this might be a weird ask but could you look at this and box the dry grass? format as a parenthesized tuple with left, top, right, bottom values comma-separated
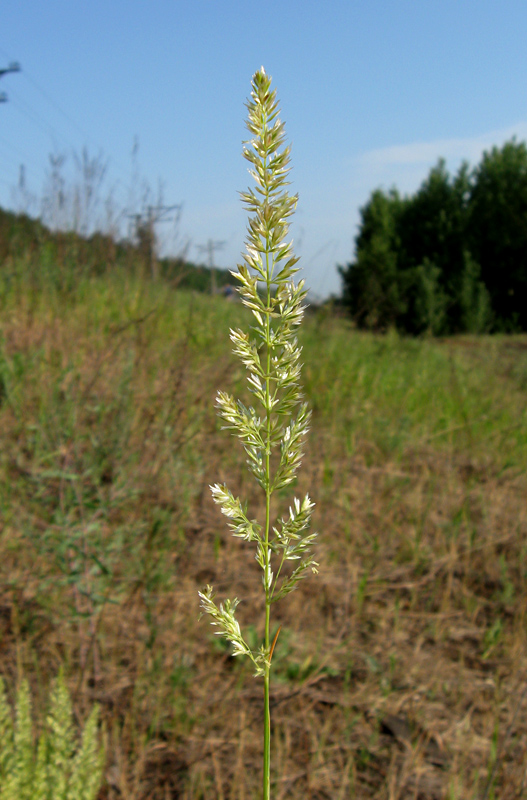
(0, 274, 526, 798)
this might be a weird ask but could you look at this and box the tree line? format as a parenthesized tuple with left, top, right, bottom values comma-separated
(338, 139, 527, 334)
(0, 206, 233, 294)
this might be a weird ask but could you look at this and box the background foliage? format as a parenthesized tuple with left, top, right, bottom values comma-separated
(339, 139, 527, 334)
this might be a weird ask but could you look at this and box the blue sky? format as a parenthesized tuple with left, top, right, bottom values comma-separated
(2, 1, 527, 298)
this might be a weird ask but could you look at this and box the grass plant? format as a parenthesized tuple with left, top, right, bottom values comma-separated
(0, 672, 104, 800)
(198, 68, 318, 800)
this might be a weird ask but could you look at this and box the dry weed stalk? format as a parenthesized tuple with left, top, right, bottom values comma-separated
(199, 67, 318, 799)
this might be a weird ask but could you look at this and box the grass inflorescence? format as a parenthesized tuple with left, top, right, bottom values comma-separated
(198, 68, 318, 799)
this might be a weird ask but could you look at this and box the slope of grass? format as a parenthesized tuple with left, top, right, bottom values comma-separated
(1, 271, 526, 798)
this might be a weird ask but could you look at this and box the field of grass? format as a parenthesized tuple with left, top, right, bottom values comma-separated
(0, 269, 526, 799)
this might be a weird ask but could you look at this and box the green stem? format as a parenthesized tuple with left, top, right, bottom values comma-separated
(263, 609, 271, 800)
(263, 244, 272, 800)
(262, 113, 275, 793)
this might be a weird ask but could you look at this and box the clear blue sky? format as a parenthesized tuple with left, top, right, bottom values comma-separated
(2, 1, 527, 298)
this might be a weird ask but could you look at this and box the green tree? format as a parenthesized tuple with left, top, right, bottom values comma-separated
(338, 189, 406, 330)
(339, 164, 472, 334)
(402, 258, 448, 336)
(468, 139, 527, 330)
(397, 160, 471, 331)
(459, 250, 493, 333)
(339, 141, 527, 334)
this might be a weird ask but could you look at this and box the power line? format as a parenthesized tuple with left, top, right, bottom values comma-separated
(0, 45, 82, 132)
(0, 46, 134, 203)
(9, 60, 94, 144)
(9, 91, 69, 147)
(0, 47, 178, 242)
(0, 132, 47, 183)
(19, 66, 133, 186)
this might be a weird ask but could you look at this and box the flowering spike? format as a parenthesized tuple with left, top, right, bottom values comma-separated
(198, 68, 318, 800)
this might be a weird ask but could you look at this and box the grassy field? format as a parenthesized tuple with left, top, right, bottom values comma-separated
(0, 269, 526, 799)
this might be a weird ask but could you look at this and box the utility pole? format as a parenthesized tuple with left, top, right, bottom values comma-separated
(0, 62, 21, 103)
(196, 238, 226, 295)
(127, 203, 182, 279)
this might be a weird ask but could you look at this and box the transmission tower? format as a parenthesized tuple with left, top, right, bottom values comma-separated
(0, 62, 21, 103)
(127, 203, 182, 279)
(196, 238, 226, 294)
